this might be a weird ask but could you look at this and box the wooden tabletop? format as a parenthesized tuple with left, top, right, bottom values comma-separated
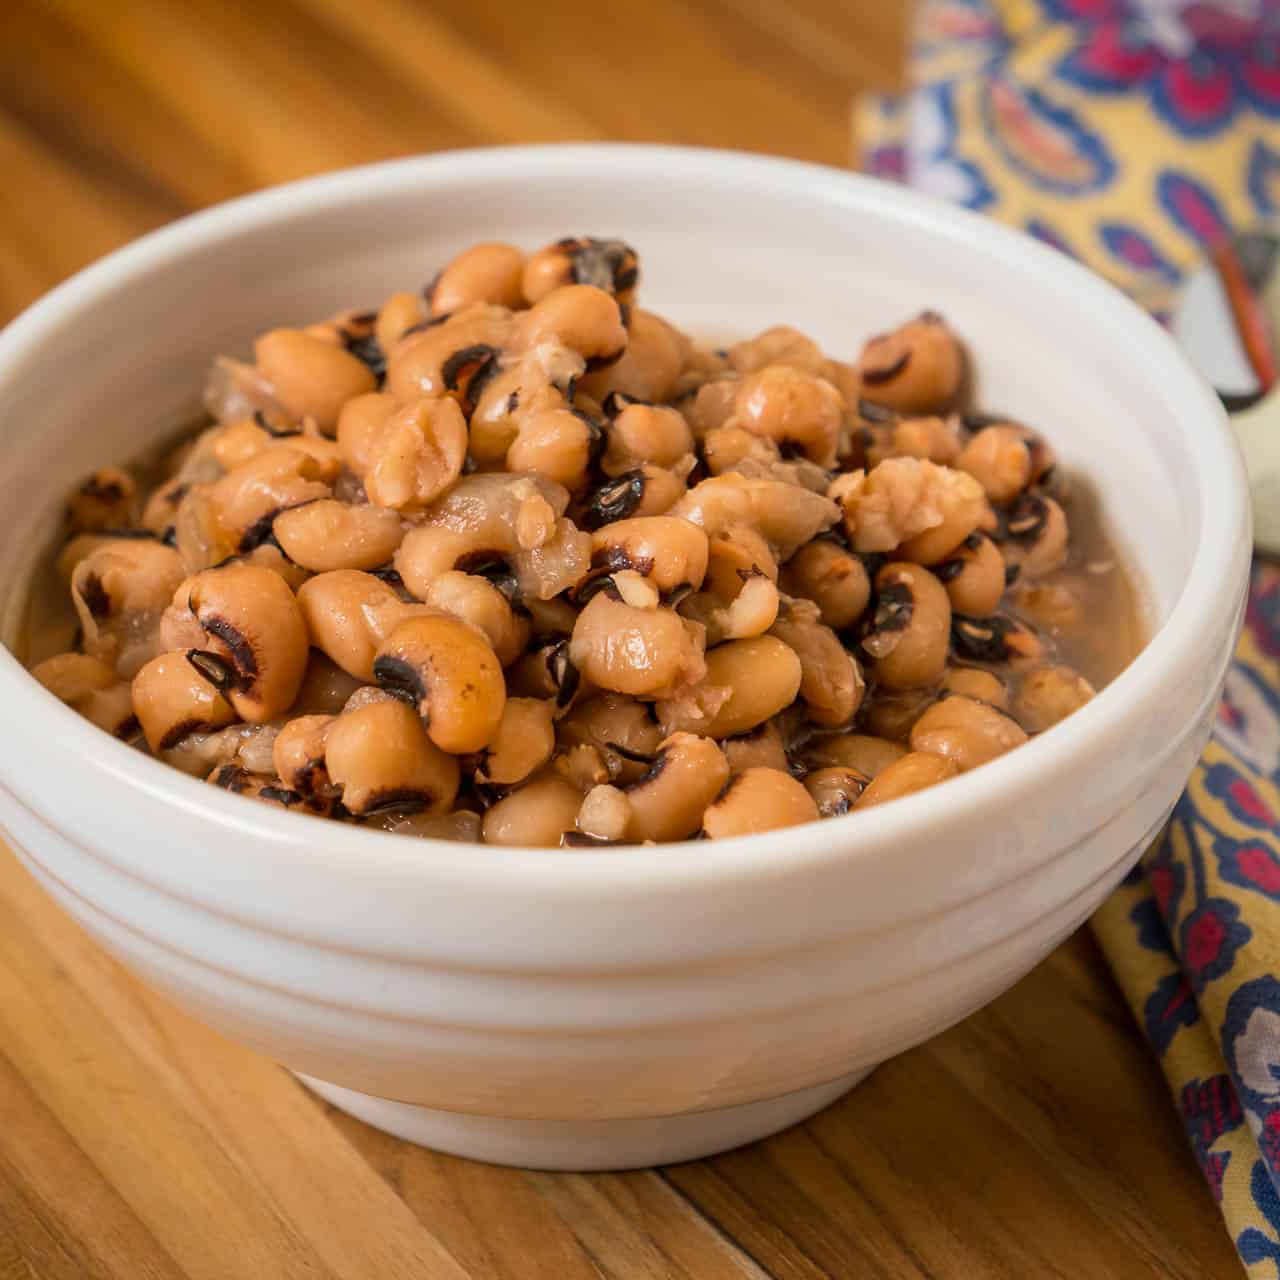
(0, 2, 1242, 1276)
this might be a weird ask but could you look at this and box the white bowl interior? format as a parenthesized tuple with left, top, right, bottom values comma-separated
(0, 149, 1194, 645)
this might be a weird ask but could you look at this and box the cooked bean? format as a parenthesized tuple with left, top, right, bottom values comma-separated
(506, 407, 597, 491)
(375, 291, 426, 352)
(295, 570, 412, 680)
(724, 367, 842, 468)
(476, 697, 556, 785)
(374, 614, 506, 754)
(951, 612, 1043, 666)
(273, 500, 402, 572)
(672, 473, 839, 563)
(934, 532, 1005, 615)
(729, 326, 829, 376)
(579, 309, 685, 401)
(1000, 494, 1068, 578)
(422, 570, 528, 667)
(703, 767, 819, 838)
(862, 687, 936, 743)
(363, 397, 467, 511)
(553, 743, 611, 791)
(514, 285, 627, 369)
(429, 241, 525, 315)
(804, 766, 867, 817)
(864, 562, 951, 690)
(206, 765, 303, 809)
(624, 732, 729, 842)
(678, 571, 779, 645)
(254, 328, 376, 434)
(209, 446, 331, 549)
(31, 652, 137, 737)
(802, 732, 904, 778)
(384, 304, 511, 406)
(186, 562, 309, 722)
(569, 592, 706, 698)
(721, 720, 791, 774)
(482, 774, 585, 847)
(367, 808, 484, 841)
(272, 713, 335, 797)
(558, 692, 663, 784)
(658, 635, 800, 738)
(600, 400, 693, 475)
(955, 425, 1032, 504)
(575, 783, 633, 842)
(589, 515, 709, 594)
(910, 695, 1027, 771)
(941, 666, 1008, 709)
(779, 540, 871, 631)
(769, 600, 863, 727)
(522, 237, 639, 305)
(1011, 579, 1085, 632)
(857, 751, 960, 807)
(325, 698, 460, 816)
(1013, 664, 1095, 733)
(67, 466, 135, 532)
(857, 313, 964, 414)
(867, 416, 963, 467)
(131, 651, 238, 751)
(336, 391, 398, 477)
(685, 379, 739, 437)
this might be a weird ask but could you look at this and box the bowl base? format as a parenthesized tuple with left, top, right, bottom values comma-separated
(296, 1066, 875, 1170)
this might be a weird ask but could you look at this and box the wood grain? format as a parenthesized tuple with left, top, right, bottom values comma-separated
(0, 1, 1241, 1275)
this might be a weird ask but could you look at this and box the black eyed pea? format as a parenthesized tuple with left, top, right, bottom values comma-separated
(31, 652, 139, 738)
(1012, 664, 1096, 732)
(187, 562, 310, 723)
(481, 773, 585, 847)
(557, 692, 664, 784)
(600, 400, 693, 476)
(780, 539, 872, 631)
(522, 237, 639, 306)
(422, 571, 529, 667)
(67, 466, 135, 533)
(373, 614, 507, 755)
(324, 698, 460, 818)
(955, 425, 1032, 504)
(934, 532, 1006, 616)
(728, 325, 830, 376)
(941, 665, 1009, 710)
(375, 291, 427, 353)
(505, 407, 598, 492)
(209, 446, 332, 550)
(363, 397, 468, 511)
(272, 714, 336, 799)
(336, 391, 399, 477)
(569, 593, 707, 699)
(272, 500, 403, 572)
(802, 732, 906, 778)
(951, 612, 1044, 667)
(678, 571, 780, 646)
(856, 312, 965, 415)
(867, 416, 963, 467)
(1000, 494, 1069, 579)
(206, 764, 306, 809)
(131, 651, 239, 751)
(657, 635, 801, 738)
(623, 732, 730, 843)
(727, 366, 843, 469)
(254, 328, 377, 435)
(862, 686, 937, 743)
(383, 304, 511, 407)
(769, 601, 864, 728)
(804, 766, 869, 818)
(864, 562, 951, 691)
(909, 695, 1028, 771)
(295, 572, 415, 683)
(589, 516, 710, 595)
(856, 750, 960, 807)
(702, 767, 820, 839)
(475, 697, 556, 786)
(368, 809, 484, 841)
(575, 784, 633, 842)
(579, 309, 688, 403)
(428, 241, 525, 316)
(513, 285, 628, 370)
(721, 720, 791, 775)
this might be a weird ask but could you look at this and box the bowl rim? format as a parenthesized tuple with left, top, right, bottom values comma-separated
(0, 142, 1251, 885)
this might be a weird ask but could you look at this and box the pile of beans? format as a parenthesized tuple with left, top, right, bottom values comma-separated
(28, 236, 1119, 846)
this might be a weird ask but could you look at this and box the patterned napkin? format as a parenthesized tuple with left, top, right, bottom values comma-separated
(856, 1, 1280, 1270)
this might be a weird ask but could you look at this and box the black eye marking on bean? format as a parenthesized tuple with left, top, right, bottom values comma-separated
(342, 331, 387, 384)
(856, 397, 897, 424)
(161, 526, 178, 547)
(1004, 494, 1048, 544)
(547, 640, 580, 709)
(570, 407, 609, 470)
(626, 750, 670, 792)
(934, 557, 965, 584)
(347, 310, 378, 327)
(579, 471, 645, 531)
(442, 344, 501, 408)
(213, 764, 250, 792)
(400, 316, 447, 341)
(665, 583, 695, 609)
(1004, 563, 1021, 587)
(239, 507, 286, 553)
(422, 271, 442, 309)
(561, 831, 620, 848)
(918, 309, 944, 324)
(860, 351, 910, 386)
(601, 390, 653, 418)
(84, 528, 159, 542)
(76, 474, 126, 502)
(855, 551, 887, 579)
(590, 546, 655, 578)
(573, 573, 623, 606)
(369, 565, 406, 592)
(253, 410, 302, 439)
(952, 613, 1021, 663)
(605, 741, 658, 765)
(185, 648, 241, 693)
(506, 391, 520, 415)
(777, 441, 806, 461)
(870, 581, 913, 633)
(565, 238, 637, 295)
(200, 616, 259, 681)
(453, 550, 518, 600)
(78, 573, 112, 619)
(115, 715, 142, 742)
(362, 790, 430, 817)
(372, 656, 426, 711)
(156, 717, 201, 750)
(960, 412, 1005, 433)
(259, 785, 304, 808)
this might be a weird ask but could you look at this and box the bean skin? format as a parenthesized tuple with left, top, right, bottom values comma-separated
(1013, 664, 1095, 732)
(909, 695, 1028, 771)
(857, 751, 960, 807)
(802, 732, 905, 778)
(702, 767, 819, 838)
(935, 532, 1004, 616)
(856, 313, 964, 415)
(273, 500, 403, 572)
(482, 775, 584, 847)
(429, 242, 525, 315)
(658, 635, 801, 738)
(254, 329, 376, 434)
(864, 562, 951, 690)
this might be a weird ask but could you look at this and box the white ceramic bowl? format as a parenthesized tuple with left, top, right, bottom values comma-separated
(0, 146, 1250, 1170)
